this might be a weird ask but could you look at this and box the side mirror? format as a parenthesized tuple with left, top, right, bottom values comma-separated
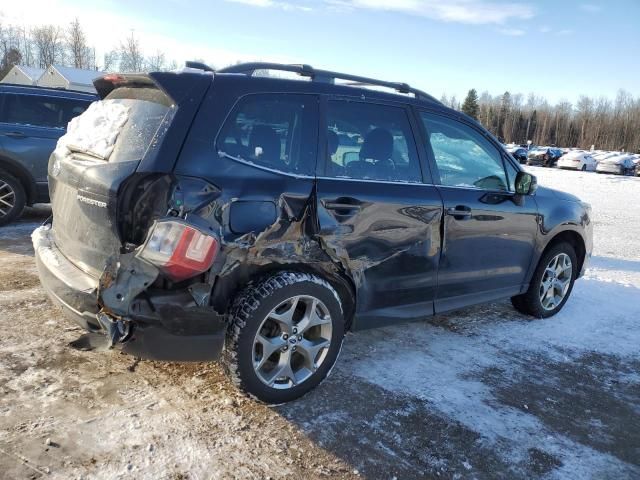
(515, 171, 537, 195)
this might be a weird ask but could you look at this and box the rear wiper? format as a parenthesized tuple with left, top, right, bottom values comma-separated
(217, 150, 244, 162)
(66, 145, 107, 161)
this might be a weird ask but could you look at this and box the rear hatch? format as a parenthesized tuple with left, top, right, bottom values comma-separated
(49, 71, 212, 276)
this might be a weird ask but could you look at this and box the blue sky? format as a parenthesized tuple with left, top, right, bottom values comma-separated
(3, 0, 639, 102)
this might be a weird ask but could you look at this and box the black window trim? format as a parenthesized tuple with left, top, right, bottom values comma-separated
(317, 94, 434, 186)
(0, 91, 91, 130)
(416, 107, 521, 194)
(213, 91, 320, 180)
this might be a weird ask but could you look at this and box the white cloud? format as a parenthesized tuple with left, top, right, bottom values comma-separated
(325, 0, 535, 25)
(556, 29, 574, 36)
(227, 0, 535, 25)
(498, 28, 526, 36)
(580, 3, 602, 13)
(225, 0, 312, 11)
(539, 26, 551, 33)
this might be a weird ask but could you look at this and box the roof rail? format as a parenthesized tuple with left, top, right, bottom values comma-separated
(217, 62, 439, 103)
(185, 60, 214, 72)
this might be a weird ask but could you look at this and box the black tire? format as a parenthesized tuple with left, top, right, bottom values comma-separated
(511, 242, 578, 318)
(581, 164, 587, 171)
(0, 169, 26, 226)
(223, 272, 345, 404)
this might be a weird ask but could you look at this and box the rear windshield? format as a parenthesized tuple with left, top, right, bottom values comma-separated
(56, 86, 171, 162)
(105, 87, 172, 163)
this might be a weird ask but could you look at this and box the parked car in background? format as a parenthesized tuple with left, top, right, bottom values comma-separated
(0, 84, 96, 225)
(527, 146, 563, 167)
(33, 62, 593, 403)
(507, 146, 528, 163)
(595, 154, 636, 175)
(592, 151, 621, 162)
(557, 151, 597, 171)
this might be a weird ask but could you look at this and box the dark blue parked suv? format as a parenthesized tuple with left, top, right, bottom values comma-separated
(33, 63, 593, 403)
(0, 84, 95, 225)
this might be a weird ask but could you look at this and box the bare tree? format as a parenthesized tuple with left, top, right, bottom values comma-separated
(31, 25, 64, 67)
(67, 18, 89, 69)
(145, 50, 166, 72)
(118, 32, 144, 72)
(102, 50, 119, 72)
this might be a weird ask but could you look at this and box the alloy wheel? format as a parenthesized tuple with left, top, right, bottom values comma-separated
(539, 253, 572, 311)
(252, 295, 333, 389)
(0, 180, 16, 219)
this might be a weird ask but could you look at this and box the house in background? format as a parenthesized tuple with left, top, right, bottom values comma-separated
(0, 65, 46, 86)
(36, 65, 104, 93)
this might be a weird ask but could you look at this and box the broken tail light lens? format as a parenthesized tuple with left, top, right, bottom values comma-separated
(138, 220, 219, 281)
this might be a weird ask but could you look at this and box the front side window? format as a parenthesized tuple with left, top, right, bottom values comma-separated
(0, 94, 90, 129)
(420, 112, 509, 191)
(325, 100, 422, 183)
(217, 94, 316, 176)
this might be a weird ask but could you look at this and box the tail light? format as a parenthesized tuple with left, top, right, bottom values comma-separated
(138, 220, 219, 281)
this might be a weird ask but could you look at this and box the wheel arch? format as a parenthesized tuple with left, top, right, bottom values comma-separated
(540, 229, 586, 277)
(0, 155, 37, 205)
(211, 262, 357, 332)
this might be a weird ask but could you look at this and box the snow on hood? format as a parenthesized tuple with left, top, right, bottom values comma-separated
(55, 101, 130, 161)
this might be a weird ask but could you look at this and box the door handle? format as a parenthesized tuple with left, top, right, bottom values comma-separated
(323, 198, 362, 215)
(446, 206, 472, 219)
(5, 131, 26, 139)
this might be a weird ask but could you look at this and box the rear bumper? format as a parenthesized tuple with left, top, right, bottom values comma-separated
(33, 225, 225, 361)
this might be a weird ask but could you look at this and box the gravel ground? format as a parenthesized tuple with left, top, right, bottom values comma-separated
(1, 167, 639, 480)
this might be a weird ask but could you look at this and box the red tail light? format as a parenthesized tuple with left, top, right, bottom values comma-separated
(138, 220, 219, 281)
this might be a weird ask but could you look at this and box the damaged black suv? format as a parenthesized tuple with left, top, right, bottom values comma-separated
(34, 63, 593, 403)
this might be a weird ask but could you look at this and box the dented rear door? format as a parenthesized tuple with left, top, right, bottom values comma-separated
(316, 98, 443, 329)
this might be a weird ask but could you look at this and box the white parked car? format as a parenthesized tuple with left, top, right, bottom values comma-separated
(557, 151, 597, 171)
(595, 154, 636, 175)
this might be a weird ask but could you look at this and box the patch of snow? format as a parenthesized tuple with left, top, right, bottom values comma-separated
(55, 101, 129, 160)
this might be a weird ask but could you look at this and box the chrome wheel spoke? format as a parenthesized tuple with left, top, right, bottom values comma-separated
(263, 350, 297, 387)
(268, 296, 300, 333)
(297, 338, 330, 370)
(254, 334, 287, 370)
(296, 298, 330, 333)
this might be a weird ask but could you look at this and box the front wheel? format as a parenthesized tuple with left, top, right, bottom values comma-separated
(0, 169, 26, 226)
(511, 242, 577, 318)
(223, 272, 345, 404)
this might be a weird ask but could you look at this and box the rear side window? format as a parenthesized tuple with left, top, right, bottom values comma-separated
(0, 94, 90, 129)
(217, 94, 317, 176)
(324, 100, 422, 183)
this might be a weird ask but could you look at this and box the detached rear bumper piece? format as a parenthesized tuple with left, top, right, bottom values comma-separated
(32, 225, 225, 361)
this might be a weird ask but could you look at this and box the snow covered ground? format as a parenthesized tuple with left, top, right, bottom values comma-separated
(1, 167, 639, 479)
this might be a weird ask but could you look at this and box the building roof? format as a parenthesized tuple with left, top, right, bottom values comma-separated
(14, 65, 46, 81)
(51, 65, 104, 86)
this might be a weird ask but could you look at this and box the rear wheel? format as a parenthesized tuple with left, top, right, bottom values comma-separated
(511, 242, 577, 318)
(223, 272, 345, 404)
(0, 169, 26, 226)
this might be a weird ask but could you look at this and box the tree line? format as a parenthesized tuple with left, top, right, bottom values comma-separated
(0, 15, 178, 78)
(455, 88, 640, 153)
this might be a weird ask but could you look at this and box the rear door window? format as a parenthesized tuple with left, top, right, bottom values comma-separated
(0, 94, 90, 129)
(324, 100, 422, 183)
(217, 94, 317, 176)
